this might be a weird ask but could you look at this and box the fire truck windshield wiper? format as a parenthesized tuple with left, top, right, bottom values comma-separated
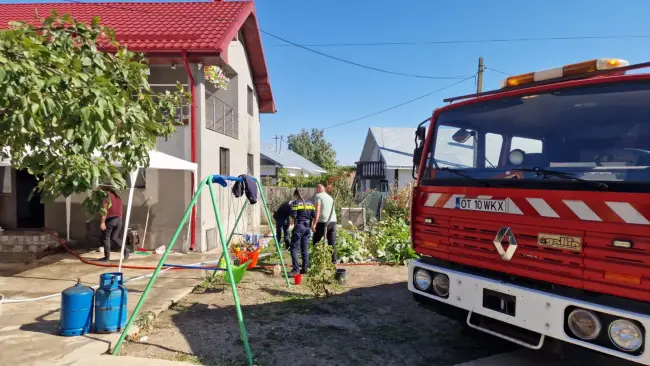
(518, 167, 609, 190)
(435, 167, 491, 187)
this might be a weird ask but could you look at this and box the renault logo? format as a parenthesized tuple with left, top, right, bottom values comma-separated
(493, 227, 518, 261)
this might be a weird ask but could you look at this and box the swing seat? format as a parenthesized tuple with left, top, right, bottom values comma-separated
(224, 259, 251, 285)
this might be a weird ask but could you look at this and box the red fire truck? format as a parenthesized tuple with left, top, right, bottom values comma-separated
(409, 58, 650, 364)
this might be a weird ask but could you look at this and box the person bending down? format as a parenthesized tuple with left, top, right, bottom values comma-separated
(97, 185, 130, 262)
(273, 199, 293, 250)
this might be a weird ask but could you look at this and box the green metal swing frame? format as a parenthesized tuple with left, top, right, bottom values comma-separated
(111, 175, 291, 365)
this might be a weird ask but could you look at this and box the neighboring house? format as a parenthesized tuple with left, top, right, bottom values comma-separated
(355, 127, 473, 192)
(260, 142, 326, 184)
(0, 1, 275, 252)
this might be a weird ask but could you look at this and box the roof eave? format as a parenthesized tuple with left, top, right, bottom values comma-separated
(215, 4, 276, 114)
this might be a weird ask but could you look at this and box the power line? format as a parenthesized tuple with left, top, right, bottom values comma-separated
(260, 30, 468, 80)
(323, 75, 476, 130)
(270, 35, 650, 48)
(485, 67, 512, 76)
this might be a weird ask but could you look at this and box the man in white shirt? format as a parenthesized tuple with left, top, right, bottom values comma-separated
(312, 184, 337, 264)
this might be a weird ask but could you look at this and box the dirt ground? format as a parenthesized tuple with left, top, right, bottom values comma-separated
(120, 265, 514, 366)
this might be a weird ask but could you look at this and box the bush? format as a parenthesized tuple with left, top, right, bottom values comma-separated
(368, 216, 418, 265)
(381, 183, 413, 221)
(306, 243, 341, 297)
(336, 228, 370, 263)
(333, 217, 418, 265)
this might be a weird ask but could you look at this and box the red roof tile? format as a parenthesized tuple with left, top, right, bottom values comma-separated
(0, 1, 276, 112)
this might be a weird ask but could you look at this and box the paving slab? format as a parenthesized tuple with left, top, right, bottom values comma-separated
(68, 354, 198, 365)
(0, 250, 220, 366)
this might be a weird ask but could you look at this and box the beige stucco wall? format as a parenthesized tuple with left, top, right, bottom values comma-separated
(44, 168, 190, 250)
(194, 36, 262, 253)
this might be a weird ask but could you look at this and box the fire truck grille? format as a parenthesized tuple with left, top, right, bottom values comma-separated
(413, 215, 650, 302)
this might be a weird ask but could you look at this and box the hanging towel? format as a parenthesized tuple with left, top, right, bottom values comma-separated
(232, 179, 245, 198)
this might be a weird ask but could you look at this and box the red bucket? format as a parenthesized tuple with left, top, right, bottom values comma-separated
(294, 273, 302, 285)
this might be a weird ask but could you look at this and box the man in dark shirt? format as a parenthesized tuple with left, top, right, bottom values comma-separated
(98, 185, 130, 262)
(273, 199, 293, 250)
(289, 189, 315, 277)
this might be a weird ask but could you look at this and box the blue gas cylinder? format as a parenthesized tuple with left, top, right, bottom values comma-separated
(59, 279, 94, 336)
(94, 272, 128, 333)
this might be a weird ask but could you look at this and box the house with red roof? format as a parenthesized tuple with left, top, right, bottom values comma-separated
(0, 0, 275, 252)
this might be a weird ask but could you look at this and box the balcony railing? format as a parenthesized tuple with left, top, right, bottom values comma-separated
(206, 93, 238, 139)
(149, 84, 191, 126)
(356, 161, 386, 179)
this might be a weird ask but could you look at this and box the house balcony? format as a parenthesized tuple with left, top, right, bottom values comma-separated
(206, 93, 238, 139)
(356, 161, 385, 179)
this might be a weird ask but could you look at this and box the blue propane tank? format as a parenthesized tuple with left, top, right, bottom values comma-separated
(94, 272, 128, 333)
(59, 279, 94, 336)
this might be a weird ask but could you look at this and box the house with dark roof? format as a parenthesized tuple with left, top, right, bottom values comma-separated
(260, 143, 326, 183)
(0, 0, 275, 252)
(356, 127, 473, 192)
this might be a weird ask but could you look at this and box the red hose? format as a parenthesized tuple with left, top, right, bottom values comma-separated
(44, 229, 215, 270)
(258, 262, 385, 269)
(44, 229, 389, 270)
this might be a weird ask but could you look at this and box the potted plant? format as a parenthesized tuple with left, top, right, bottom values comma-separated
(204, 65, 229, 90)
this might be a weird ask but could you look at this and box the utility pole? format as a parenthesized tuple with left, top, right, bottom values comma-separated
(477, 56, 484, 93)
(279, 135, 284, 153)
(273, 135, 282, 153)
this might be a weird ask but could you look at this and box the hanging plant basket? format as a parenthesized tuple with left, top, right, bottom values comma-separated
(204, 65, 230, 90)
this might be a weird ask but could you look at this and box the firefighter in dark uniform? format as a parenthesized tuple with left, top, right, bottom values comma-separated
(289, 189, 316, 277)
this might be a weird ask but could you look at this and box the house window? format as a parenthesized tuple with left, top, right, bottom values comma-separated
(394, 170, 399, 189)
(247, 86, 254, 116)
(247, 154, 254, 175)
(220, 148, 230, 176)
(380, 180, 389, 193)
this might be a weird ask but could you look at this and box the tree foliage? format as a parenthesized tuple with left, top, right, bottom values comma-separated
(286, 128, 337, 170)
(0, 13, 185, 214)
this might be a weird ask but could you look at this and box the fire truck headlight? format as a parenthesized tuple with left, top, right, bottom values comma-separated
(609, 319, 643, 352)
(432, 274, 450, 297)
(414, 269, 432, 291)
(567, 309, 602, 340)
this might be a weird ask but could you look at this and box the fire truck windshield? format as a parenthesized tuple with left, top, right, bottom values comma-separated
(424, 80, 650, 192)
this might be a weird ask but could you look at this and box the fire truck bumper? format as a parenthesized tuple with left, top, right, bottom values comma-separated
(408, 259, 650, 365)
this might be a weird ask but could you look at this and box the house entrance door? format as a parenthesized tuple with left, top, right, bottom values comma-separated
(16, 170, 45, 228)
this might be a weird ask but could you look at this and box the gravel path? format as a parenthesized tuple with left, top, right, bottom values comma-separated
(121, 265, 513, 365)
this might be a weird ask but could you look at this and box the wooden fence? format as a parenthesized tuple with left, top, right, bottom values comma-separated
(260, 187, 316, 223)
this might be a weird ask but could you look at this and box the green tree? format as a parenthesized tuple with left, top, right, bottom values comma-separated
(287, 128, 337, 170)
(0, 13, 185, 214)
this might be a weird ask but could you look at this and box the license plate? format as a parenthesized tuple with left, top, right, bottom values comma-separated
(483, 289, 516, 316)
(456, 198, 508, 213)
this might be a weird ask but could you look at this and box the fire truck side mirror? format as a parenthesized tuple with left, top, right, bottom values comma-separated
(452, 128, 473, 144)
(413, 145, 423, 166)
(416, 126, 426, 141)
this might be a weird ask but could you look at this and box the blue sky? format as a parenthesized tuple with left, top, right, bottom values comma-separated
(254, 0, 650, 164)
(3, 0, 650, 165)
